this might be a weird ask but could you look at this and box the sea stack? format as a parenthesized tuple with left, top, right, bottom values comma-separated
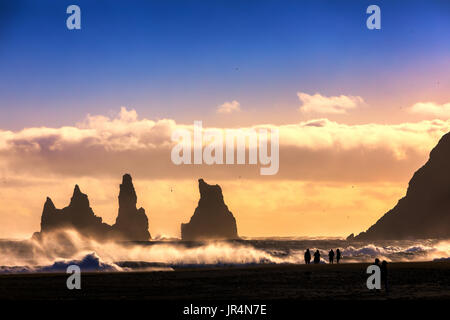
(350, 132, 450, 240)
(36, 174, 150, 241)
(112, 174, 151, 241)
(39, 185, 111, 238)
(181, 179, 238, 240)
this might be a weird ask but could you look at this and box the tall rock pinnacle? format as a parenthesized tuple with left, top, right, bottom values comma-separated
(181, 179, 238, 240)
(40, 197, 58, 232)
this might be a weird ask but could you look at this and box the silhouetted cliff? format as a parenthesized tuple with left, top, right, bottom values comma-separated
(36, 174, 150, 241)
(350, 132, 450, 240)
(181, 179, 238, 240)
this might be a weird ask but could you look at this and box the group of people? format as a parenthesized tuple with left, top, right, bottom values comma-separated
(304, 248, 341, 264)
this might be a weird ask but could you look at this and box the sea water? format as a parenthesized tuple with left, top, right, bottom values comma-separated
(0, 232, 448, 273)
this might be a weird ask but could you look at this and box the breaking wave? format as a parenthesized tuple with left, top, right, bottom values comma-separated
(0, 230, 448, 273)
(0, 252, 122, 274)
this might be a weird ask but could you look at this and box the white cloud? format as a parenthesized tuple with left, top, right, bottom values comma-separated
(217, 100, 241, 114)
(0, 107, 449, 182)
(298, 92, 364, 114)
(410, 102, 450, 118)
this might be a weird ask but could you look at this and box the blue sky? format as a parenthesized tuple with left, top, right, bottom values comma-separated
(0, 0, 449, 129)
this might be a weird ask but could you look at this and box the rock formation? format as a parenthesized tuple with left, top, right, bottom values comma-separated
(112, 174, 150, 241)
(350, 132, 450, 240)
(39, 185, 112, 238)
(36, 174, 150, 241)
(181, 179, 238, 240)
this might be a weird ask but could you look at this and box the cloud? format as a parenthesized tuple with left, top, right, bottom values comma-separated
(0, 108, 449, 183)
(217, 100, 241, 114)
(410, 102, 450, 118)
(298, 92, 364, 114)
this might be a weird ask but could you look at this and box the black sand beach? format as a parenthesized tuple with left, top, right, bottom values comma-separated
(0, 261, 448, 300)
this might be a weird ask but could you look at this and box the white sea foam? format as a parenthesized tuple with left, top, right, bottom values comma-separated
(0, 252, 121, 273)
(0, 230, 448, 273)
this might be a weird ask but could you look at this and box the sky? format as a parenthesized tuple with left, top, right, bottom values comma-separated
(0, 0, 449, 238)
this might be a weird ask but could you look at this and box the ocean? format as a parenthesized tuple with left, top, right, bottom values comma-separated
(0, 231, 449, 273)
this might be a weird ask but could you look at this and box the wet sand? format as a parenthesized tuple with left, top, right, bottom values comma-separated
(0, 261, 448, 300)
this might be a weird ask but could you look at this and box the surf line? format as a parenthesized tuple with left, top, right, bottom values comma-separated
(171, 121, 279, 175)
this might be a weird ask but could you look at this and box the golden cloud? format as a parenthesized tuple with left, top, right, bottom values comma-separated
(217, 100, 241, 114)
(0, 108, 449, 182)
(297, 92, 364, 114)
(410, 101, 450, 118)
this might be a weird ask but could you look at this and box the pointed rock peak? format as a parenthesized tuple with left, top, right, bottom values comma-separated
(198, 178, 222, 198)
(120, 174, 136, 195)
(198, 178, 206, 193)
(73, 184, 82, 196)
(70, 184, 89, 207)
(44, 197, 55, 210)
(122, 174, 133, 186)
(119, 173, 137, 208)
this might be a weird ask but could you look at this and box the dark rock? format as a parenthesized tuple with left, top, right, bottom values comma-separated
(112, 174, 150, 241)
(36, 174, 150, 241)
(181, 179, 238, 240)
(352, 132, 450, 240)
(39, 185, 110, 238)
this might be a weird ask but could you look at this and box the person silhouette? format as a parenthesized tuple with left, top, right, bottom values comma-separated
(336, 249, 341, 263)
(381, 260, 388, 293)
(304, 249, 311, 264)
(374, 258, 380, 266)
(313, 250, 321, 264)
(328, 249, 335, 264)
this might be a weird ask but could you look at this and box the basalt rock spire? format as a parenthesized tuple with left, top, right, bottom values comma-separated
(181, 179, 238, 240)
(112, 174, 151, 241)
